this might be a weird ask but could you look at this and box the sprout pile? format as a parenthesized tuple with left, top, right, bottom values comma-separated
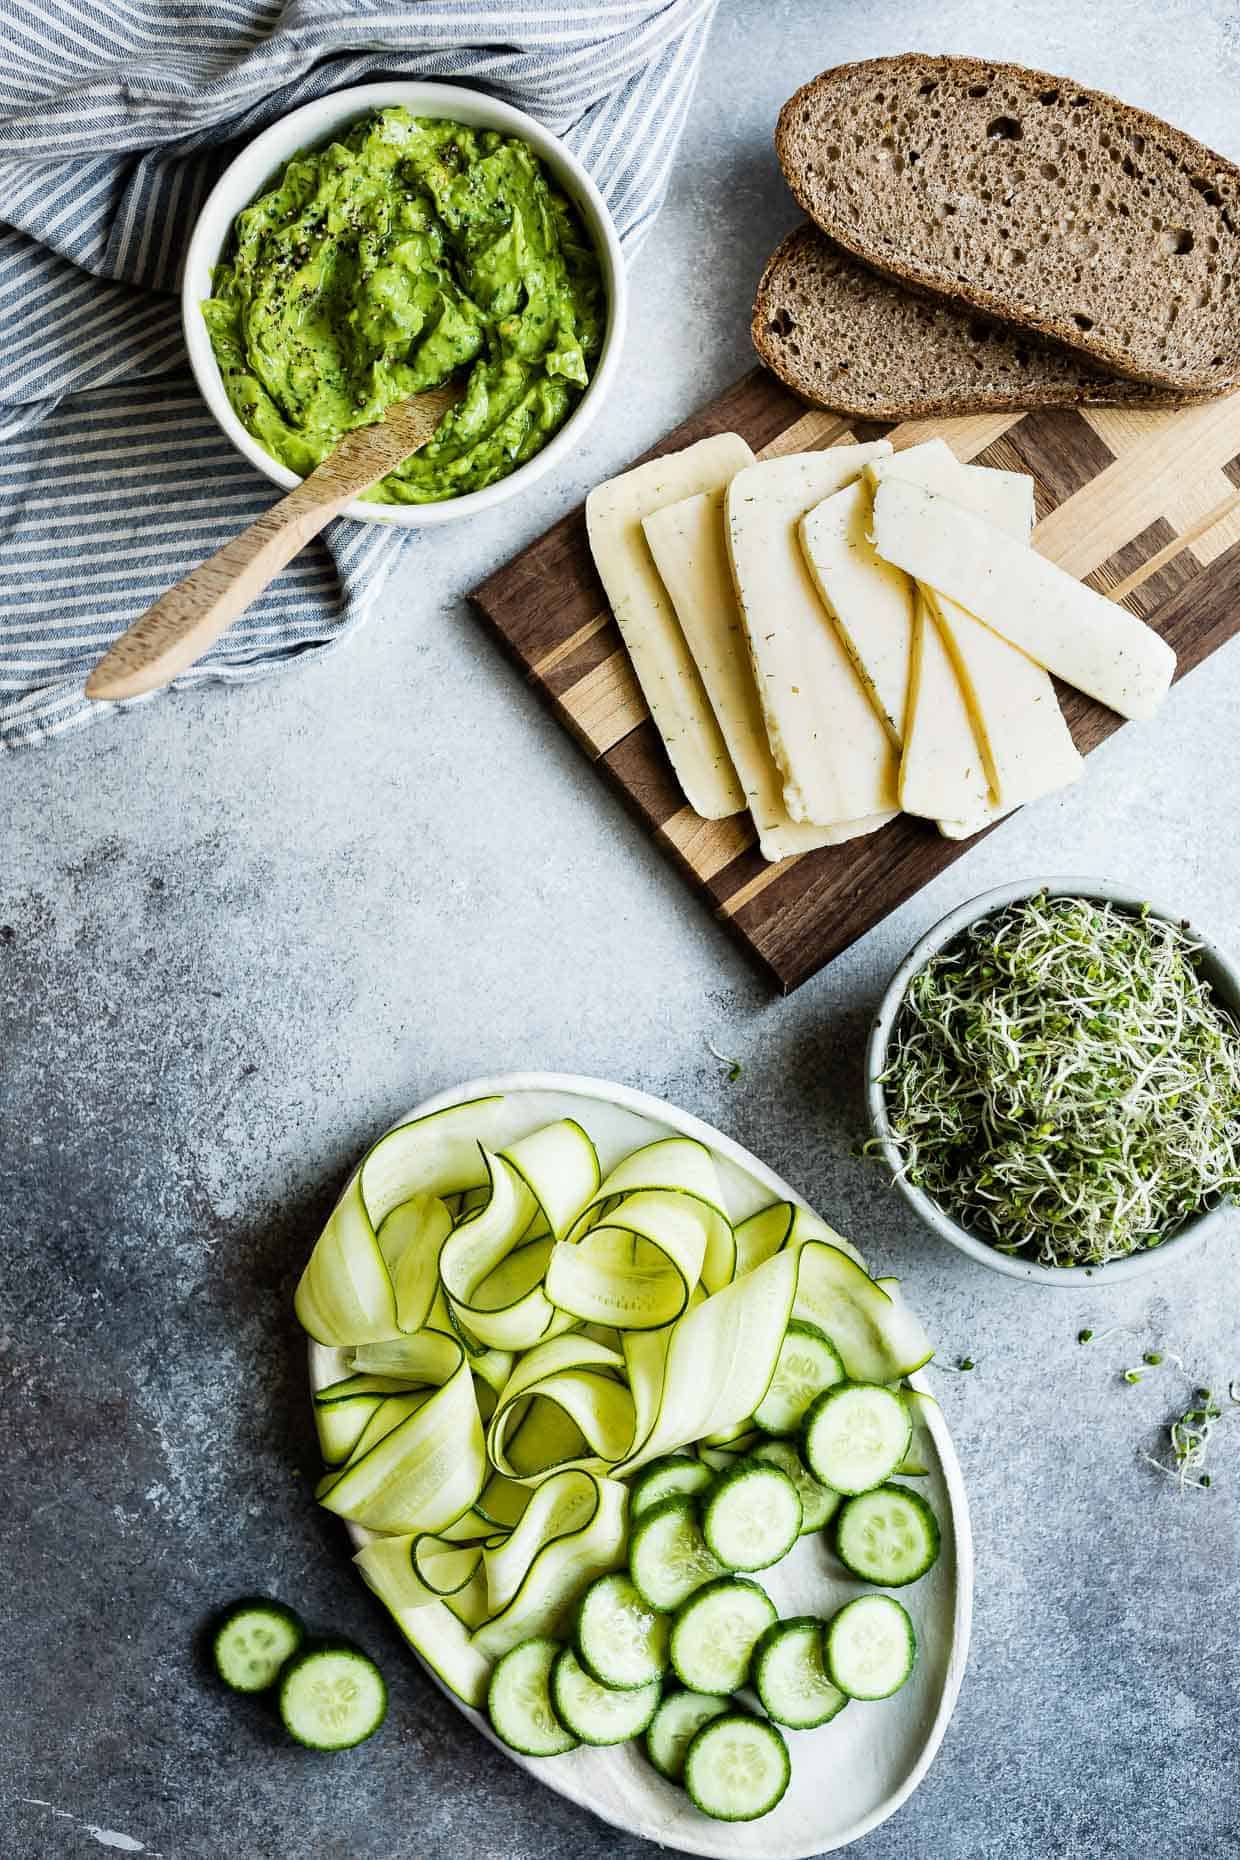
(881, 894, 1240, 1267)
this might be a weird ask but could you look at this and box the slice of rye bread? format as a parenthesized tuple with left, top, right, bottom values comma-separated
(775, 54, 1240, 396)
(753, 223, 1211, 419)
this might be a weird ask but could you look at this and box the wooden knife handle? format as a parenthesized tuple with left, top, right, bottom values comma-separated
(83, 382, 461, 704)
(83, 474, 346, 703)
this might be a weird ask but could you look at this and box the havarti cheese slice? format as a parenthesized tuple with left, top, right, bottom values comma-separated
(725, 445, 897, 825)
(586, 436, 751, 820)
(904, 591, 995, 830)
(642, 489, 895, 861)
(871, 477, 1176, 721)
(866, 448, 1083, 823)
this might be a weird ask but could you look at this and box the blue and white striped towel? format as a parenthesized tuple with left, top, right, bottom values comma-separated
(0, 0, 718, 750)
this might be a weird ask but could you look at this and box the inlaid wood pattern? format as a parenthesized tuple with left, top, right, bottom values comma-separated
(470, 371, 1240, 993)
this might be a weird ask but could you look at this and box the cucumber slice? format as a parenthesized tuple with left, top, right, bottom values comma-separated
(700, 1416, 758, 1449)
(212, 1598, 304, 1694)
(750, 1439, 841, 1534)
(683, 1712, 790, 1822)
(834, 1485, 941, 1586)
(894, 1387, 937, 1474)
(701, 1463, 801, 1572)
(487, 1637, 577, 1757)
(628, 1454, 714, 1519)
(696, 1445, 742, 1473)
(628, 1495, 724, 1612)
(825, 1594, 916, 1699)
(752, 1320, 844, 1435)
(575, 1573, 670, 1690)
(644, 1687, 730, 1782)
(669, 1577, 776, 1694)
(549, 1646, 662, 1745)
(752, 1617, 848, 1730)
(278, 1644, 388, 1749)
(802, 1382, 912, 1495)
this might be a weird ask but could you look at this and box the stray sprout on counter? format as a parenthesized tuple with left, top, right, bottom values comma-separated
(705, 1037, 743, 1084)
(1142, 1381, 1240, 1494)
(1079, 1320, 1237, 1493)
(880, 895, 1240, 1268)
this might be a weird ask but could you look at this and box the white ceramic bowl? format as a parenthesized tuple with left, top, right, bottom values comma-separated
(865, 878, 1240, 1286)
(181, 82, 628, 527)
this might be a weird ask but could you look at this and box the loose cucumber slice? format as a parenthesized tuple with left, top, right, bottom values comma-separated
(752, 1617, 848, 1730)
(802, 1382, 912, 1495)
(825, 1594, 916, 1700)
(752, 1320, 844, 1435)
(669, 1576, 776, 1694)
(644, 1687, 730, 1782)
(750, 1439, 841, 1534)
(683, 1712, 790, 1822)
(487, 1637, 577, 1757)
(549, 1646, 661, 1745)
(278, 1644, 388, 1749)
(575, 1573, 670, 1690)
(701, 1463, 801, 1572)
(628, 1454, 714, 1519)
(629, 1495, 724, 1612)
(834, 1484, 941, 1586)
(212, 1598, 304, 1694)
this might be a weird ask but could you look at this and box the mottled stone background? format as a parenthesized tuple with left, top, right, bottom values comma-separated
(3, 2, 1239, 1855)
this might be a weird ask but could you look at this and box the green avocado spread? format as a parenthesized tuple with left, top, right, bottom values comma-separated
(203, 108, 604, 504)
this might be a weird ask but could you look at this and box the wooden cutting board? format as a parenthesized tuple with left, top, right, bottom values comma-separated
(470, 371, 1240, 993)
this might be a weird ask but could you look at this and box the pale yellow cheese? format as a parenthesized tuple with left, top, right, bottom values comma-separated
(799, 479, 914, 746)
(901, 593, 996, 827)
(586, 436, 751, 819)
(867, 450, 1083, 820)
(642, 489, 894, 862)
(725, 446, 898, 825)
(871, 477, 1176, 720)
(798, 439, 993, 749)
(931, 470, 1083, 809)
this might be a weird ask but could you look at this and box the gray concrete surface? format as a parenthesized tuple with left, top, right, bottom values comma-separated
(4, 3, 1240, 1856)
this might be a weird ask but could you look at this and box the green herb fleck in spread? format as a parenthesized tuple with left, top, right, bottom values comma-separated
(202, 109, 603, 503)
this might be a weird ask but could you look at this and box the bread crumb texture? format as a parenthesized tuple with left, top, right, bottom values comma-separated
(776, 54, 1240, 393)
(753, 224, 1204, 417)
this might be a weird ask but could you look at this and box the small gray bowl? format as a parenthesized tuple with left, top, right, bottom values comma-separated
(865, 877, 1240, 1286)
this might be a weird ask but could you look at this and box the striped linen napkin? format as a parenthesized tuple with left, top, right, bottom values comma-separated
(0, 0, 718, 750)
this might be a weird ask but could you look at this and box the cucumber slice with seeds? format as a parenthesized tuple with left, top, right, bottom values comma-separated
(752, 1320, 844, 1435)
(802, 1382, 912, 1495)
(834, 1484, 940, 1586)
(750, 1439, 840, 1534)
(825, 1594, 916, 1700)
(644, 1687, 731, 1782)
(752, 1617, 848, 1730)
(488, 1636, 577, 1756)
(575, 1572, 669, 1690)
(701, 1462, 801, 1572)
(629, 1495, 724, 1612)
(549, 1645, 661, 1745)
(669, 1576, 776, 1694)
(212, 1598, 304, 1693)
(278, 1643, 387, 1749)
(629, 1454, 714, 1519)
(683, 1711, 790, 1822)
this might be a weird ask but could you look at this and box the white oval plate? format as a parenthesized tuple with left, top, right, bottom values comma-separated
(308, 1073, 973, 1858)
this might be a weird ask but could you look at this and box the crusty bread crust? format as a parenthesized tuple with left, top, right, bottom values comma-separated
(776, 54, 1240, 395)
(752, 223, 1212, 420)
